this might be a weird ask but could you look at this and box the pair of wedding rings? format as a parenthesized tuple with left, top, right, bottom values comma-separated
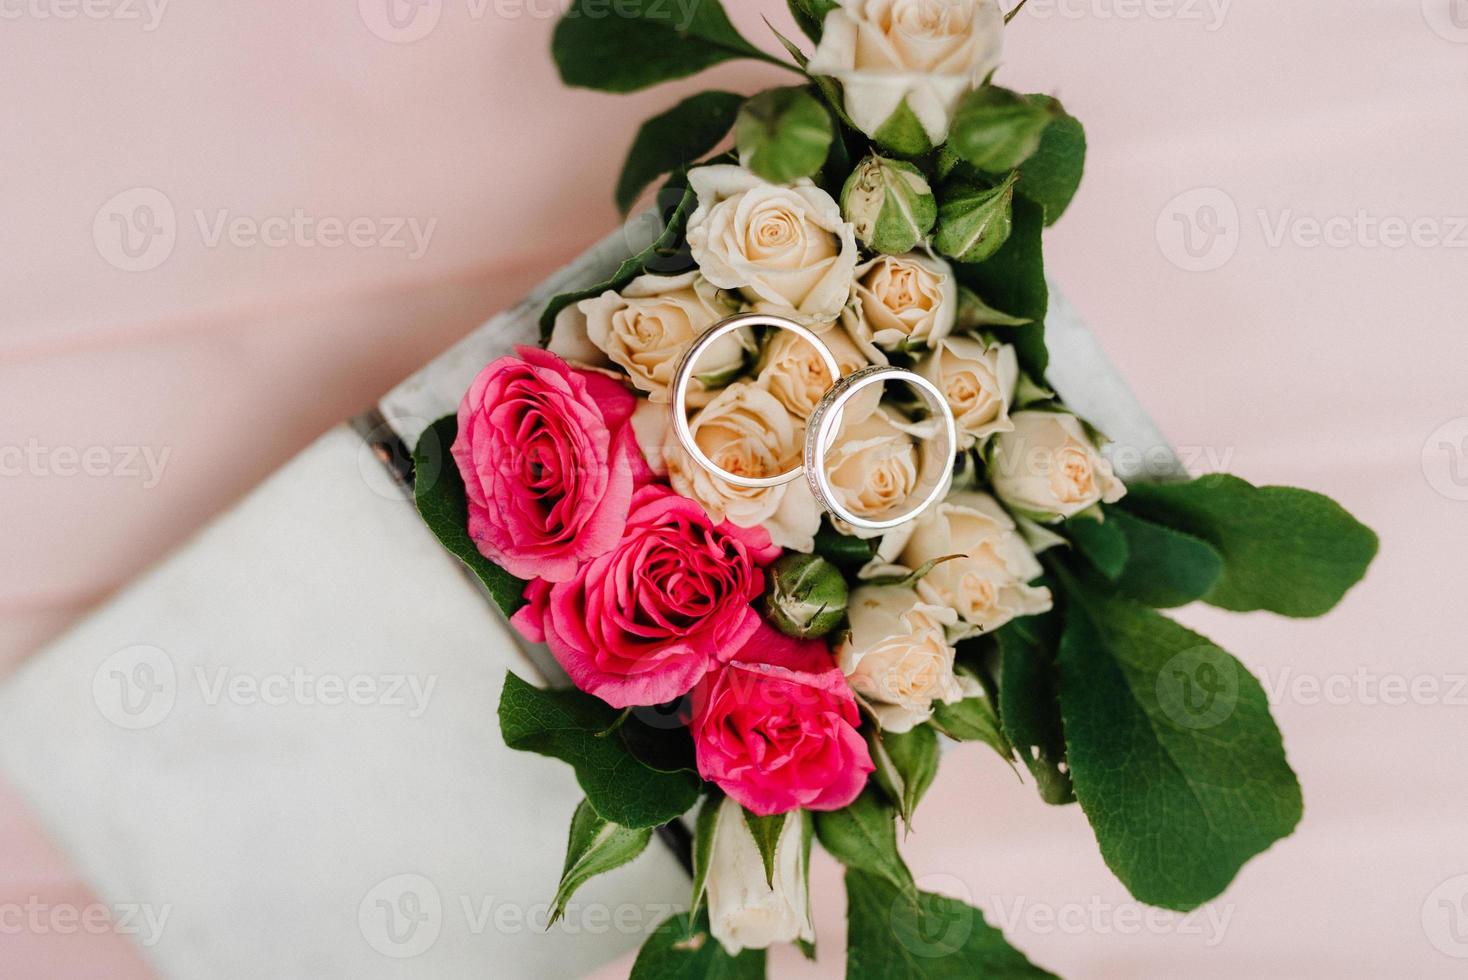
(670, 313, 956, 532)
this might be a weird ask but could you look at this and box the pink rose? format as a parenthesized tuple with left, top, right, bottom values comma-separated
(450, 347, 644, 583)
(512, 485, 780, 708)
(691, 624, 873, 816)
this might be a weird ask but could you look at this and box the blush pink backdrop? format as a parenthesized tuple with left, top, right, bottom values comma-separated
(3, 1, 1467, 975)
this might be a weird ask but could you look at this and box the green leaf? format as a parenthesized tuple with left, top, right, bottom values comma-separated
(1106, 507, 1224, 608)
(867, 725, 940, 832)
(498, 672, 701, 829)
(1016, 98, 1085, 226)
(934, 172, 1016, 264)
(787, 0, 838, 42)
(539, 175, 697, 338)
(550, 800, 653, 927)
(552, 0, 777, 94)
(1064, 513, 1129, 581)
(930, 685, 1015, 764)
(742, 809, 787, 889)
(689, 793, 721, 923)
(1120, 474, 1378, 617)
(871, 97, 933, 157)
(616, 91, 744, 214)
(629, 912, 766, 980)
(814, 516, 879, 570)
(996, 617, 1075, 805)
(413, 415, 527, 617)
(736, 87, 834, 184)
(948, 87, 1059, 173)
(1055, 571, 1303, 910)
(844, 870, 1057, 979)
(813, 790, 916, 901)
(957, 194, 1048, 377)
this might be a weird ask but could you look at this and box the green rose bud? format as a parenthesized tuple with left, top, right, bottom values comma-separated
(840, 154, 938, 255)
(934, 172, 1017, 264)
(947, 86, 1060, 173)
(764, 553, 849, 640)
(736, 87, 834, 185)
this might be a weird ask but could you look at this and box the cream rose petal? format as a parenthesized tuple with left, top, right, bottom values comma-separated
(839, 585, 964, 732)
(686, 165, 858, 324)
(809, 0, 1004, 145)
(663, 381, 823, 551)
(990, 411, 1128, 521)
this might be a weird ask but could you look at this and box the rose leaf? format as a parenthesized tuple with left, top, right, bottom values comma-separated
(549, 799, 654, 928)
(413, 415, 527, 618)
(616, 91, 745, 215)
(498, 672, 702, 829)
(553, 0, 786, 94)
(1055, 569, 1303, 910)
(844, 870, 1058, 979)
(1119, 474, 1378, 617)
(629, 911, 766, 980)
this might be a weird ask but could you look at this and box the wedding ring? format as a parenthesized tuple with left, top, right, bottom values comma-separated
(804, 366, 957, 532)
(671, 313, 840, 489)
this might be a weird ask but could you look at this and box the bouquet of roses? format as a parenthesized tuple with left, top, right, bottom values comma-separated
(410, 1, 1379, 975)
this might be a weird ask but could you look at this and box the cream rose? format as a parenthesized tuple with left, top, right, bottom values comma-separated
(571, 272, 745, 406)
(916, 335, 1016, 448)
(807, 0, 1005, 147)
(838, 585, 968, 732)
(705, 796, 814, 956)
(637, 382, 823, 552)
(989, 411, 1127, 521)
(868, 491, 1051, 636)
(821, 402, 929, 539)
(686, 165, 858, 324)
(840, 251, 957, 362)
(755, 324, 868, 420)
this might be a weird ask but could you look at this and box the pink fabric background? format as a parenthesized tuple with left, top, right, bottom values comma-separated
(3, 0, 1466, 974)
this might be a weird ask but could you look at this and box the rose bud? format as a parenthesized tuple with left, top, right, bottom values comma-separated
(840, 154, 937, 255)
(764, 553, 849, 639)
(704, 796, 813, 956)
(934, 172, 1017, 264)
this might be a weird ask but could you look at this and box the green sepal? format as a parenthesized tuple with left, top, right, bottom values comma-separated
(549, 800, 653, 927)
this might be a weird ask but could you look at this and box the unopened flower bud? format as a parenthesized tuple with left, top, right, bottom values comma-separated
(934, 172, 1017, 264)
(840, 154, 937, 255)
(764, 553, 849, 639)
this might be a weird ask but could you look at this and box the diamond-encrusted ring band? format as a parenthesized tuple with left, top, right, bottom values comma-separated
(804, 365, 956, 532)
(670, 313, 840, 490)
